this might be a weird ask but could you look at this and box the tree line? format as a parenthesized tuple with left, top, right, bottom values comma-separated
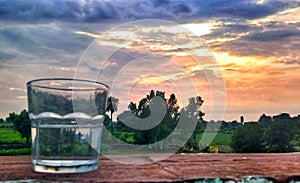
(95, 90, 300, 153)
(232, 113, 300, 153)
(3, 89, 300, 153)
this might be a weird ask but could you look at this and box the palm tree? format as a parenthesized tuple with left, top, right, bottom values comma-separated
(106, 96, 119, 120)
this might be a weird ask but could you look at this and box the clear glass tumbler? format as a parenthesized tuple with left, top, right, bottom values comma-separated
(27, 78, 109, 173)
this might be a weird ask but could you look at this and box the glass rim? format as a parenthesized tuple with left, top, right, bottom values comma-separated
(27, 78, 110, 91)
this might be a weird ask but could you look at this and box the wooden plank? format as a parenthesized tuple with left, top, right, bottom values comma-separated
(0, 153, 300, 182)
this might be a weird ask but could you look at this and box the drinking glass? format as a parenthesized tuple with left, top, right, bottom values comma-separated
(27, 78, 109, 173)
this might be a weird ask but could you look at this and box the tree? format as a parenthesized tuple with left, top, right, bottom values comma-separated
(106, 96, 119, 120)
(167, 93, 180, 120)
(264, 117, 294, 152)
(184, 96, 205, 121)
(289, 117, 300, 151)
(137, 97, 150, 118)
(151, 92, 180, 146)
(258, 114, 272, 127)
(128, 102, 138, 115)
(119, 90, 181, 146)
(168, 96, 206, 152)
(131, 90, 168, 144)
(147, 90, 155, 100)
(181, 96, 205, 143)
(231, 123, 265, 153)
(6, 112, 17, 123)
(7, 110, 31, 143)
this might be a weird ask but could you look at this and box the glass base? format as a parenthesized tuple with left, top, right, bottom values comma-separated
(32, 159, 98, 173)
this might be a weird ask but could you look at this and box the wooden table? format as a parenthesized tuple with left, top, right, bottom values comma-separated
(1, 153, 300, 182)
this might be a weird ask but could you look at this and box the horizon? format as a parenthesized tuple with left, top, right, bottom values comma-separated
(0, 0, 299, 121)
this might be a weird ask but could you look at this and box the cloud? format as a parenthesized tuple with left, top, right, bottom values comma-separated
(210, 21, 300, 60)
(222, 62, 300, 120)
(0, 23, 95, 66)
(208, 0, 298, 19)
(244, 29, 300, 42)
(0, 22, 101, 118)
(0, 50, 16, 62)
(0, 0, 120, 23)
(272, 55, 300, 65)
(250, 7, 300, 24)
(0, 0, 299, 120)
(0, 0, 298, 23)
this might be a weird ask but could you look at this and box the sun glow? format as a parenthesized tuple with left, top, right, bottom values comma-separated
(213, 52, 269, 67)
(256, 0, 265, 5)
(182, 23, 212, 36)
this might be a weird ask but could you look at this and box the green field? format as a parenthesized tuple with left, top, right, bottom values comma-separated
(0, 124, 30, 155)
(101, 131, 233, 154)
(0, 126, 26, 144)
(0, 148, 31, 156)
(0, 122, 233, 155)
(190, 131, 233, 153)
(196, 132, 232, 146)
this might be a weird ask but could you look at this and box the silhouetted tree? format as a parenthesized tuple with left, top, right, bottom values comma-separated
(258, 114, 272, 127)
(128, 102, 138, 115)
(273, 113, 291, 121)
(138, 97, 150, 118)
(106, 96, 119, 120)
(147, 90, 155, 100)
(6, 112, 17, 123)
(167, 93, 180, 120)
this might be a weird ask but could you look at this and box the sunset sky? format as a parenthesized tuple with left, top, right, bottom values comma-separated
(0, 0, 299, 121)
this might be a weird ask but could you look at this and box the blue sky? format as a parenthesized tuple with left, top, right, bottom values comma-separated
(0, 0, 299, 121)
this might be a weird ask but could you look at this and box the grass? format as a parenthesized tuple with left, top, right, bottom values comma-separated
(0, 125, 30, 156)
(0, 148, 31, 156)
(210, 132, 232, 146)
(196, 132, 232, 146)
(101, 131, 233, 155)
(0, 123, 233, 155)
(0, 127, 26, 144)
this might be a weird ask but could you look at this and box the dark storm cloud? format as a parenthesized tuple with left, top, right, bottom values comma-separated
(153, 0, 299, 19)
(0, 0, 120, 22)
(0, 0, 299, 23)
(204, 0, 294, 19)
(244, 29, 300, 42)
